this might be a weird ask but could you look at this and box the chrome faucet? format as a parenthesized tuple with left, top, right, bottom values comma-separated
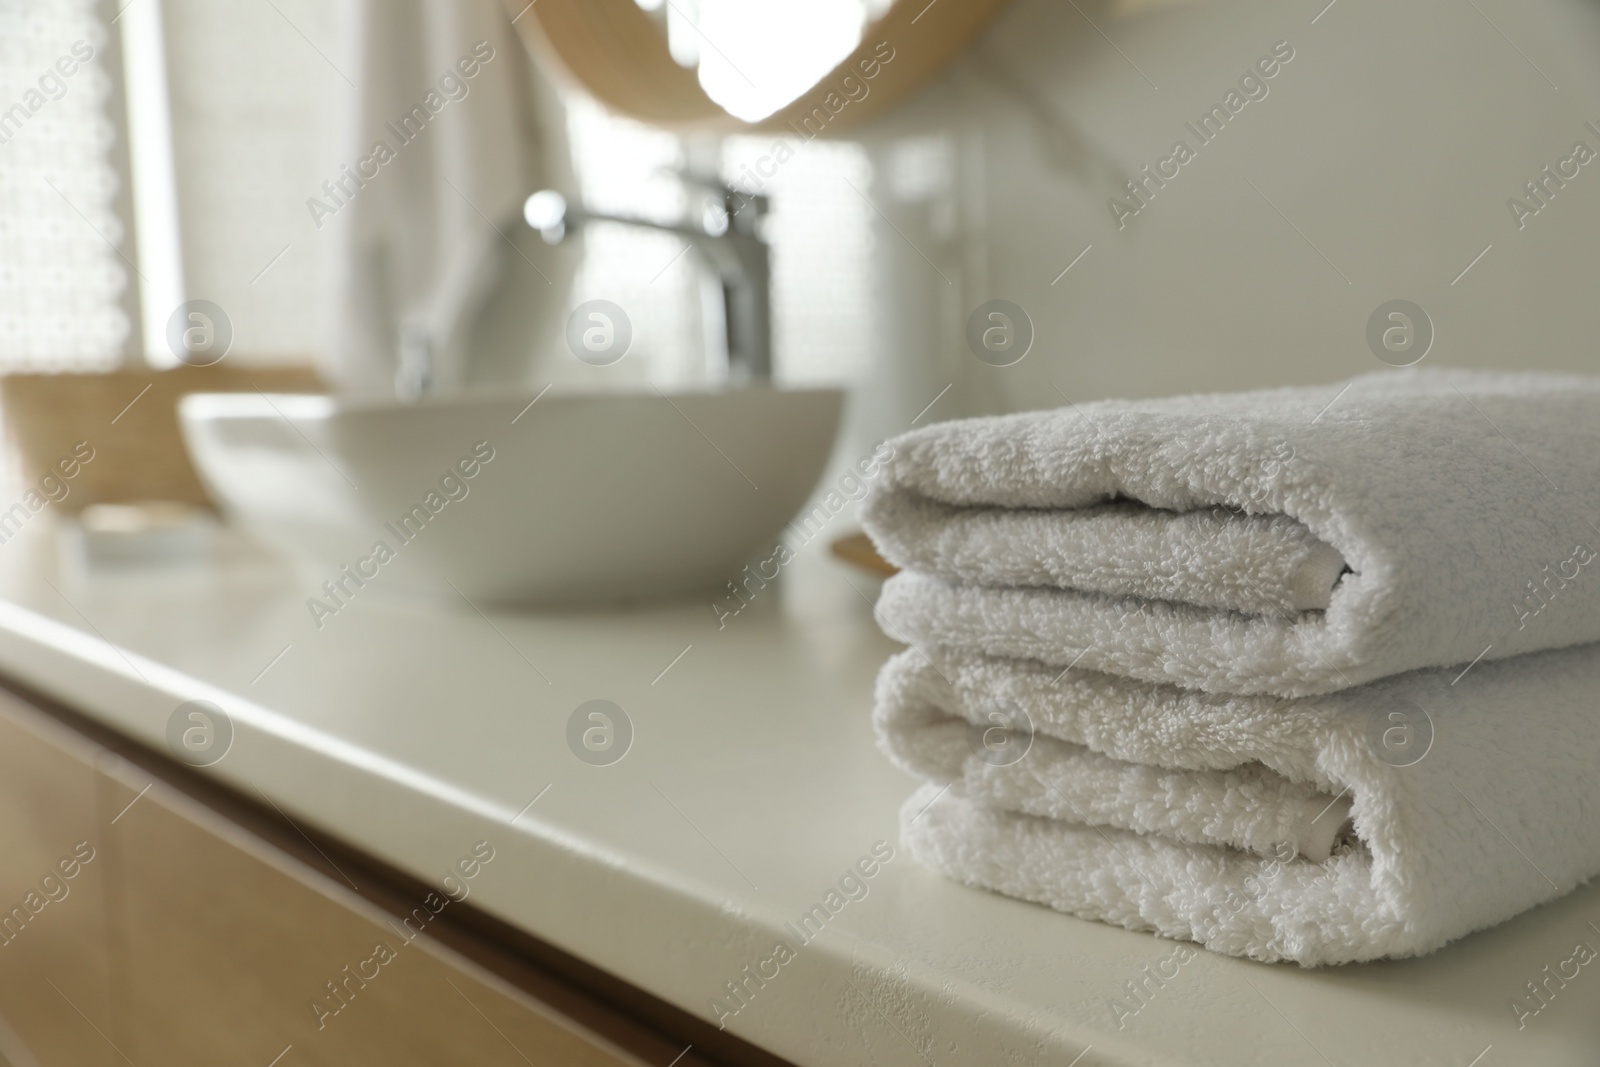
(524, 180, 773, 383)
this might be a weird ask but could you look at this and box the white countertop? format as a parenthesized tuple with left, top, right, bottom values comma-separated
(2, 521, 1597, 1066)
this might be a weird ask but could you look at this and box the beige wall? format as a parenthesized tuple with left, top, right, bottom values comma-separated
(847, 0, 1600, 444)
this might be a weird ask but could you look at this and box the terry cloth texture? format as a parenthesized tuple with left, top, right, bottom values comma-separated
(863, 368, 1600, 964)
(863, 368, 1600, 697)
(883, 643, 1600, 965)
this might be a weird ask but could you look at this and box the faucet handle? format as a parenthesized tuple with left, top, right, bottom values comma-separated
(724, 188, 769, 236)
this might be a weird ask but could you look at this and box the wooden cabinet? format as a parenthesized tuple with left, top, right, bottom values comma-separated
(0, 687, 767, 1067)
(99, 761, 649, 1066)
(0, 693, 117, 1067)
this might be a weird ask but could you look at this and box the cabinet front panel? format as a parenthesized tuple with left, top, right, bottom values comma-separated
(102, 769, 646, 1067)
(0, 693, 116, 1067)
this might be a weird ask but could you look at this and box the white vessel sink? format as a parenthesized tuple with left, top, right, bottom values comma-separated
(177, 387, 843, 605)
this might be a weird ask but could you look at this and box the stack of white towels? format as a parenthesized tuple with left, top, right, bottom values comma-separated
(862, 368, 1600, 965)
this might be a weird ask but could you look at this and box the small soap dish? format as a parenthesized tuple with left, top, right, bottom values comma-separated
(59, 502, 217, 568)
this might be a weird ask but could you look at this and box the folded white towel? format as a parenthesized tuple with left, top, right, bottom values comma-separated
(876, 649, 1354, 863)
(869, 495, 1350, 615)
(881, 643, 1600, 965)
(864, 368, 1600, 697)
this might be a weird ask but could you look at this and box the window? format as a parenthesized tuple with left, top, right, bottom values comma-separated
(0, 0, 129, 372)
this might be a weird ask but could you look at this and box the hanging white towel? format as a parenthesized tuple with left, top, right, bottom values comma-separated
(330, 0, 569, 397)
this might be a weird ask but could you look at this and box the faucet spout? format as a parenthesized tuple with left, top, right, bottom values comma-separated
(524, 186, 773, 383)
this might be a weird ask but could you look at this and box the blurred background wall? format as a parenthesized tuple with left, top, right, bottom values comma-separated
(855, 0, 1600, 441)
(7, 0, 1600, 457)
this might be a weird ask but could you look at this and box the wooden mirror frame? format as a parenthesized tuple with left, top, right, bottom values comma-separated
(502, 0, 1013, 134)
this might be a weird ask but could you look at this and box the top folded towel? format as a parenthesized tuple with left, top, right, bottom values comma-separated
(863, 368, 1600, 696)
